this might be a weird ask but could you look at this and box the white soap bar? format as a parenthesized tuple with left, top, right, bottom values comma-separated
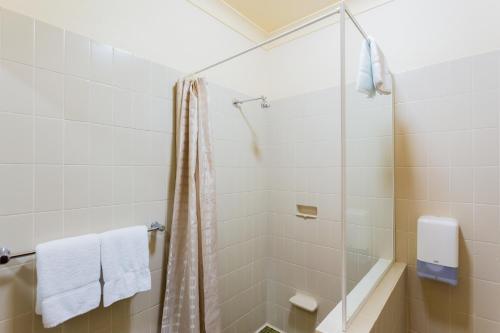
(289, 293, 318, 312)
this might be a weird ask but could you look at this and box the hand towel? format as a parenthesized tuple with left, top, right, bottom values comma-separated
(368, 37, 392, 95)
(35, 234, 101, 328)
(100, 225, 151, 307)
(356, 38, 376, 97)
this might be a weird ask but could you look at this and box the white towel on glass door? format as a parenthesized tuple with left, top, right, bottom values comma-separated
(35, 234, 101, 328)
(368, 37, 392, 95)
(356, 38, 376, 97)
(100, 225, 151, 307)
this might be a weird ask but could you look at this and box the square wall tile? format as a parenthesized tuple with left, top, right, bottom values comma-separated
(151, 132, 171, 166)
(471, 90, 499, 129)
(474, 167, 499, 205)
(65, 31, 90, 78)
(113, 48, 133, 90)
(132, 57, 151, 94)
(134, 167, 153, 202)
(89, 206, 113, 232)
(472, 51, 500, 92)
(428, 167, 450, 202)
(90, 41, 112, 84)
(1, 9, 34, 65)
(64, 121, 89, 164)
(35, 68, 64, 118)
(89, 82, 112, 125)
(35, 117, 63, 164)
(112, 204, 134, 227)
(89, 124, 113, 165)
(34, 165, 63, 212)
(113, 88, 133, 127)
(152, 62, 178, 100)
(65, 75, 89, 121)
(89, 166, 112, 207)
(0, 214, 33, 253)
(64, 166, 89, 209)
(132, 93, 151, 130)
(63, 208, 89, 236)
(0, 112, 33, 163)
(113, 127, 133, 165)
(474, 204, 499, 243)
(0, 60, 34, 115)
(0, 165, 33, 215)
(450, 167, 473, 203)
(113, 167, 134, 204)
(35, 20, 64, 72)
(473, 128, 498, 166)
(151, 97, 173, 133)
(132, 130, 152, 165)
(34, 211, 63, 244)
(474, 279, 500, 321)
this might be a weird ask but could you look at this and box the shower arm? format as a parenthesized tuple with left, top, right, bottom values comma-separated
(233, 96, 266, 107)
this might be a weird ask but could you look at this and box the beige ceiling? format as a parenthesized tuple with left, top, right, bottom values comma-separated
(220, 0, 340, 33)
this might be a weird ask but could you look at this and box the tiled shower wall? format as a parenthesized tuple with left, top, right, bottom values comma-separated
(0, 7, 267, 333)
(264, 87, 342, 332)
(263, 85, 393, 333)
(394, 50, 500, 332)
(211, 85, 268, 333)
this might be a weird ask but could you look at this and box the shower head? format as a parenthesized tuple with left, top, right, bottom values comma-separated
(233, 95, 270, 109)
(260, 97, 271, 109)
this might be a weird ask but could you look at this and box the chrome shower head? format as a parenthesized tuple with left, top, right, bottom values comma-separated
(260, 97, 270, 109)
(233, 95, 270, 109)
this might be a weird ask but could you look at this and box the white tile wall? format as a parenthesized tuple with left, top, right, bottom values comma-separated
(263, 87, 343, 332)
(395, 50, 500, 333)
(264, 84, 394, 333)
(210, 84, 268, 333)
(0, 7, 177, 333)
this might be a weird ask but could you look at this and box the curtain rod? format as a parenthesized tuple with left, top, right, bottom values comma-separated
(183, 3, 370, 79)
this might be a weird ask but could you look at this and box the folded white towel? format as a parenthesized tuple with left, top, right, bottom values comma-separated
(368, 37, 392, 95)
(100, 225, 151, 307)
(36, 234, 101, 328)
(356, 38, 376, 97)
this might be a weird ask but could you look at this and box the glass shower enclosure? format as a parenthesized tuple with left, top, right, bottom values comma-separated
(203, 2, 394, 332)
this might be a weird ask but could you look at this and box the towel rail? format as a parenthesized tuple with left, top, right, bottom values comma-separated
(0, 222, 166, 265)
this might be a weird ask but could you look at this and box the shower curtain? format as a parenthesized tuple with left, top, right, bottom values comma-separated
(161, 78, 221, 333)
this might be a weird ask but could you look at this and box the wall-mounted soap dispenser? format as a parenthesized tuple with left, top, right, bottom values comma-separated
(417, 216, 459, 286)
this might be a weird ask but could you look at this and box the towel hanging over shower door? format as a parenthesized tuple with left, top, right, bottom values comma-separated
(161, 78, 221, 333)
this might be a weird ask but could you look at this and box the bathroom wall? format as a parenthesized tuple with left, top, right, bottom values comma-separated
(0, 6, 176, 332)
(265, 0, 500, 100)
(394, 50, 500, 332)
(0, 7, 268, 333)
(263, 84, 393, 332)
(0, 0, 268, 98)
(264, 87, 342, 332)
(210, 84, 268, 332)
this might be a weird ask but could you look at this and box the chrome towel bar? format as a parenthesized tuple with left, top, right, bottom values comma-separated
(0, 221, 166, 265)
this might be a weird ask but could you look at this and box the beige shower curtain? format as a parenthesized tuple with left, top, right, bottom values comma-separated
(161, 78, 221, 333)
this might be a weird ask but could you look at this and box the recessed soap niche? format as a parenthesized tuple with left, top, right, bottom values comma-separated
(296, 204, 317, 219)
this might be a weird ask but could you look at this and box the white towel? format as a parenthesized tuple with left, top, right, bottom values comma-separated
(356, 38, 376, 97)
(368, 37, 392, 95)
(100, 225, 151, 307)
(35, 234, 101, 328)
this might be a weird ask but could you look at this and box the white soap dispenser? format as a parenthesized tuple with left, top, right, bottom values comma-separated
(417, 216, 459, 286)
